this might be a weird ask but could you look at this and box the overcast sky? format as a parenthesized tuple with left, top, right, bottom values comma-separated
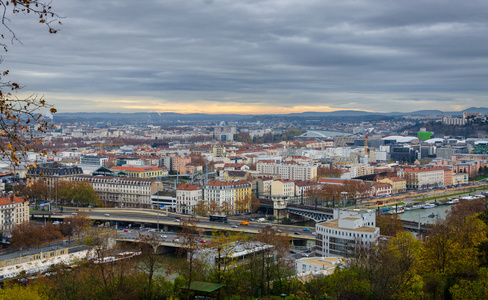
(3, 0, 488, 114)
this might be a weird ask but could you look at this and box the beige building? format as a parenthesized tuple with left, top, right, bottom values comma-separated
(0, 196, 29, 232)
(110, 166, 168, 179)
(270, 180, 295, 197)
(71, 175, 163, 208)
(252, 176, 274, 197)
(378, 177, 406, 194)
(349, 164, 375, 178)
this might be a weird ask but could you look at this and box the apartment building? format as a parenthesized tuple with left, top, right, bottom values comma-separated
(204, 180, 252, 214)
(0, 195, 29, 232)
(27, 163, 84, 191)
(204, 181, 236, 213)
(378, 177, 406, 194)
(349, 164, 375, 178)
(315, 210, 379, 257)
(234, 180, 252, 213)
(252, 176, 274, 197)
(295, 181, 321, 197)
(270, 180, 295, 197)
(257, 161, 317, 181)
(176, 183, 203, 215)
(71, 175, 163, 208)
(401, 166, 445, 189)
(371, 182, 392, 197)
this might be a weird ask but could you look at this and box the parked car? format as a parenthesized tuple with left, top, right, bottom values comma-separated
(290, 250, 296, 254)
(294, 232, 301, 235)
(161, 235, 168, 238)
(199, 239, 207, 243)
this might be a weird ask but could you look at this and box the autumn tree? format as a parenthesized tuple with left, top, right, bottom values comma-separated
(57, 180, 99, 206)
(317, 165, 344, 178)
(193, 201, 209, 217)
(177, 216, 207, 300)
(376, 214, 404, 237)
(0, 1, 61, 166)
(11, 221, 62, 249)
(250, 194, 260, 215)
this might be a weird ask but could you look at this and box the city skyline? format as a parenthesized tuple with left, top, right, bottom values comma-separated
(4, 0, 488, 114)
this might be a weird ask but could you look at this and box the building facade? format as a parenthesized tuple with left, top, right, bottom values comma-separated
(315, 209, 379, 257)
(71, 175, 163, 208)
(0, 195, 29, 232)
(176, 183, 203, 215)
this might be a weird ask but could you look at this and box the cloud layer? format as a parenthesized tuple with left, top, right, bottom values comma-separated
(3, 0, 488, 114)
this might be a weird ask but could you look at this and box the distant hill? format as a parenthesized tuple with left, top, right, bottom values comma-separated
(53, 107, 488, 123)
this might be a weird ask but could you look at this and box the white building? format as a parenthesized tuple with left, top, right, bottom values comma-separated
(295, 256, 343, 275)
(257, 161, 317, 181)
(176, 183, 203, 215)
(315, 209, 379, 257)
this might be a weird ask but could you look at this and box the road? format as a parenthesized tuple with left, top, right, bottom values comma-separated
(40, 209, 317, 241)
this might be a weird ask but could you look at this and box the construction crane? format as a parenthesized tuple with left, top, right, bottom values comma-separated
(93, 143, 124, 155)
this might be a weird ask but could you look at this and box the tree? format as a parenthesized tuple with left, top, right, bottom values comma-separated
(376, 214, 404, 237)
(177, 216, 207, 300)
(193, 201, 209, 217)
(317, 165, 344, 178)
(11, 221, 62, 249)
(57, 180, 99, 206)
(0, 1, 61, 166)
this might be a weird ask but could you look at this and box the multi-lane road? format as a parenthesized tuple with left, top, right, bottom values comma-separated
(37, 209, 316, 241)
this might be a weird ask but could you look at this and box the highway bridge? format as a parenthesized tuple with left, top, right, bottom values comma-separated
(30, 209, 315, 246)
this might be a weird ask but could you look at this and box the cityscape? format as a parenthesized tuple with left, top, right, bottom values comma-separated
(2, 1, 488, 300)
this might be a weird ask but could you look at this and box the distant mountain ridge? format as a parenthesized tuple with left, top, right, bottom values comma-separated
(53, 107, 488, 122)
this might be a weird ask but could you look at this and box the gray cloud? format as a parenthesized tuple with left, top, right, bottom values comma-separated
(2, 0, 488, 113)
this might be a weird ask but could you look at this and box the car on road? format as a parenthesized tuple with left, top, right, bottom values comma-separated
(104, 214, 110, 217)
(161, 235, 168, 238)
(294, 232, 301, 235)
(173, 239, 180, 242)
(302, 253, 310, 257)
(231, 225, 238, 228)
(303, 228, 311, 232)
(199, 239, 207, 243)
(124, 229, 129, 232)
(290, 250, 296, 254)
(71, 212, 77, 215)
(173, 219, 180, 222)
(312, 232, 317, 236)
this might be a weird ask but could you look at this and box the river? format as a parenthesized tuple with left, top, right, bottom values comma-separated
(398, 204, 452, 224)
